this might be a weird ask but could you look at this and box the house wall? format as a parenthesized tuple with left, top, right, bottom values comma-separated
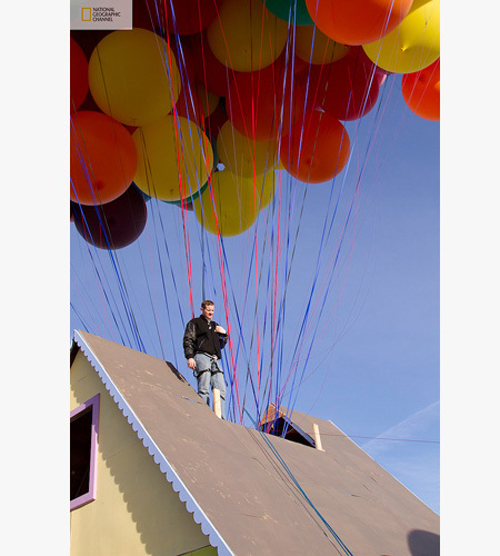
(70, 350, 217, 556)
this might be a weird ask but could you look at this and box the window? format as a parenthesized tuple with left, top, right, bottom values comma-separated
(70, 393, 100, 510)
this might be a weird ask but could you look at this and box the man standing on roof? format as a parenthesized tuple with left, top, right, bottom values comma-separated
(183, 300, 228, 419)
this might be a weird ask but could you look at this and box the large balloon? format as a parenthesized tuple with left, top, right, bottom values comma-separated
(280, 109, 350, 183)
(401, 58, 440, 121)
(217, 120, 277, 178)
(300, 47, 380, 121)
(226, 57, 307, 141)
(262, 0, 314, 26)
(190, 32, 233, 98)
(70, 38, 89, 111)
(70, 30, 110, 59)
(71, 111, 137, 205)
(71, 185, 147, 249)
(165, 0, 222, 35)
(363, 0, 440, 74)
(193, 170, 261, 236)
(305, 0, 413, 46)
(295, 24, 350, 65)
(169, 35, 198, 86)
(207, 0, 289, 72)
(132, 115, 214, 202)
(88, 29, 181, 126)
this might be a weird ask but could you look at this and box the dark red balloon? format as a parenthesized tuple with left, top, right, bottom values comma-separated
(165, 0, 221, 35)
(70, 30, 110, 59)
(190, 32, 232, 98)
(70, 37, 89, 112)
(169, 35, 198, 85)
(226, 54, 307, 141)
(72, 185, 148, 249)
(299, 47, 381, 121)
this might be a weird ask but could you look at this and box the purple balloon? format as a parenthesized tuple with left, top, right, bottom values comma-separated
(72, 185, 147, 249)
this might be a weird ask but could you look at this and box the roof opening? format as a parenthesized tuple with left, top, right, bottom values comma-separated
(260, 416, 315, 448)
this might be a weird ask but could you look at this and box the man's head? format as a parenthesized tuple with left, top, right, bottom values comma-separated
(200, 300, 215, 320)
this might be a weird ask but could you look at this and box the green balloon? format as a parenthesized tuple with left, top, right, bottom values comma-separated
(262, 0, 314, 26)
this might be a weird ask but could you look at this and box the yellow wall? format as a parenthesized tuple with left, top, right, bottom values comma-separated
(70, 350, 218, 556)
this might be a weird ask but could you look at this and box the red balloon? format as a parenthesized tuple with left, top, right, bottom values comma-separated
(190, 32, 232, 98)
(280, 109, 350, 183)
(70, 30, 110, 59)
(170, 35, 198, 86)
(165, 0, 222, 35)
(70, 37, 89, 111)
(299, 47, 380, 121)
(401, 59, 440, 121)
(70, 111, 137, 206)
(226, 55, 307, 141)
(72, 185, 148, 249)
(132, 0, 160, 31)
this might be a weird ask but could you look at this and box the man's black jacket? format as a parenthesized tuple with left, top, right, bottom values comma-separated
(183, 316, 228, 359)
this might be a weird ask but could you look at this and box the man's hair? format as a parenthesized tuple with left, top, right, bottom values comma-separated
(201, 300, 215, 309)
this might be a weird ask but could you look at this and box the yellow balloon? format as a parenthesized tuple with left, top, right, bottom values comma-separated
(133, 116, 214, 202)
(295, 25, 350, 65)
(89, 29, 181, 126)
(193, 170, 261, 236)
(217, 121, 277, 178)
(206, 0, 288, 72)
(362, 0, 440, 74)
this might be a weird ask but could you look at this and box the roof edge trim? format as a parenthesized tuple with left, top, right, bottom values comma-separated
(72, 330, 234, 556)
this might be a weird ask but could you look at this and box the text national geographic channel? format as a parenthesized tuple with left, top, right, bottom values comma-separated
(70, 0, 132, 30)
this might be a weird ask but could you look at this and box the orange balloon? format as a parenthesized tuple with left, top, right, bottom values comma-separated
(71, 111, 137, 205)
(305, 0, 413, 46)
(280, 109, 350, 183)
(401, 59, 440, 121)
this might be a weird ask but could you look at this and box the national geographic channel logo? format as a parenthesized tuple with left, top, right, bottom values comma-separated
(81, 6, 121, 24)
(70, 0, 132, 30)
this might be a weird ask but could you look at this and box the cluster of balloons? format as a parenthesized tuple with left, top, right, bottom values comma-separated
(70, 0, 440, 248)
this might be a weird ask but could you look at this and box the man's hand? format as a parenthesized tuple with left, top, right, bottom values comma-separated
(187, 358, 196, 370)
(215, 325, 226, 334)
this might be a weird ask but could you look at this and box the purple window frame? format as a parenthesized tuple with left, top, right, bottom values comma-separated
(70, 393, 100, 511)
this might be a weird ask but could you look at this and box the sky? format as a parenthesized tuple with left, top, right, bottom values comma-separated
(4, 3, 500, 555)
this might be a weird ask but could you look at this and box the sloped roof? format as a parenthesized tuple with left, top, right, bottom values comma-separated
(71, 330, 439, 556)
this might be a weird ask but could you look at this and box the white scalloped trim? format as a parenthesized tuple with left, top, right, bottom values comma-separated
(73, 331, 234, 556)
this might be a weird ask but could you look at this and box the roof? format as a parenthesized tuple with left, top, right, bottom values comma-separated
(71, 330, 439, 556)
